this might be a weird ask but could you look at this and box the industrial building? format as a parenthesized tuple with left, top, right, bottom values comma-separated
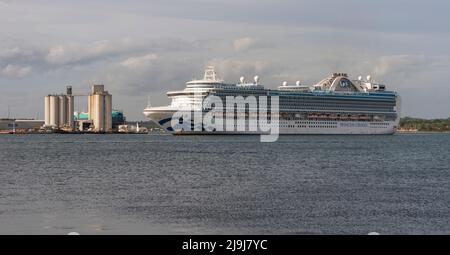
(44, 86, 74, 130)
(112, 110, 125, 129)
(0, 119, 44, 133)
(88, 85, 112, 132)
(43, 84, 114, 133)
(73, 109, 124, 131)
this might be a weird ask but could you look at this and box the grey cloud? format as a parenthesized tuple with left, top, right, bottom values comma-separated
(1, 64, 32, 78)
(233, 37, 257, 52)
(208, 58, 271, 83)
(0, 45, 43, 79)
(45, 40, 140, 66)
(0, 38, 205, 79)
(120, 54, 159, 69)
(342, 55, 450, 90)
(94, 54, 202, 97)
(127, 0, 450, 35)
(44, 38, 203, 67)
(372, 55, 430, 79)
(0, 46, 35, 59)
(232, 37, 274, 52)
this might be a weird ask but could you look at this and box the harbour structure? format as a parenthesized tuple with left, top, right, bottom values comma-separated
(0, 119, 44, 133)
(112, 110, 126, 129)
(73, 111, 92, 131)
(73, 109, 123, 131)
(44, 86, 74, 130)
(88, 85, 112, 132)
(74, 111, 90, 121)
(143, 66, 401, 135)
(117, 122, 148, 134)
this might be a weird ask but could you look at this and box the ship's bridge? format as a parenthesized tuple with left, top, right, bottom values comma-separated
(185, 66, 225, 88)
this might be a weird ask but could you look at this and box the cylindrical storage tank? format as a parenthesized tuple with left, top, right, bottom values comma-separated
(59, 96, 67, 127)
(44, 96, 50, 126)
(67, 96, 74, 129)
(88, 95, 96, 126)
(94, 94, 104, 132)
(49, 95, 59, 127)
(105, 94, 112, 131)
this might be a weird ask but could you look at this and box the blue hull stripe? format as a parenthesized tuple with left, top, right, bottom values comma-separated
(158, 117, 172, 126)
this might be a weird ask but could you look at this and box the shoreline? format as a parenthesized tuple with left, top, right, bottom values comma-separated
(0, 132, 160, 135)
(2, 131, 450, 135)
(397, 131, 450, 134)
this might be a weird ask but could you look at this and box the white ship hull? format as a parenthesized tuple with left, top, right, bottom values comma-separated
(144, 108, 397, 135)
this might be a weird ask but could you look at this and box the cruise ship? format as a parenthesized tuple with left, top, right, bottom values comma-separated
(143, 66, 400, 135)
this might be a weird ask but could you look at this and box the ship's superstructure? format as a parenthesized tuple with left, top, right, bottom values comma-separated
(143, 67, 400, 135)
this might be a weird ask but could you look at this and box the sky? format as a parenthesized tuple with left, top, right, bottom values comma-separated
(1, 0, 450, 120)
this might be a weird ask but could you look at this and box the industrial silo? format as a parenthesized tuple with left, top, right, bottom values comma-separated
(59, 95, 67, 127)
(105, 94, 112, 131)
(67, 95, 74, 129)
(49, 95, 60, 127)
(44, 85, 76, 130)
(88, 85, 112, 132)
(94, 94, 104, 132)
(44, 96, 50, 126)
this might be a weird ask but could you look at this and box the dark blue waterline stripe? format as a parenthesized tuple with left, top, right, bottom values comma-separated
(158, 118, 172, 126)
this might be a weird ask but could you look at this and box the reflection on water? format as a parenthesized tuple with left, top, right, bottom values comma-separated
(0, 134, 449, 234)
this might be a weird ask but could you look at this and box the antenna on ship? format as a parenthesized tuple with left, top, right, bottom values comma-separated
(146, 96, 152, 108)
(254, 75, 259, 85)
(204, 66, 218, 81)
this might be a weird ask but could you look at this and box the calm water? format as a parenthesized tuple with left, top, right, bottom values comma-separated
(0, 133, 449, 234)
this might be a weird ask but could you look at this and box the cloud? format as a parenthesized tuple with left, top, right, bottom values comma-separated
(120, 54, 158, 69)
(208, 58, 270, 82)
(232, 37, 274, 52)
(45, 39, 141, 66)
(0, 38, 203, 82)
(0, 46, 35, 59)
(372, 55, 429, 78)
(44, 38, 203, 67)
(94, 54, 201, 96)
(1, 64, 32, 78)
(233, 37, 257, 52)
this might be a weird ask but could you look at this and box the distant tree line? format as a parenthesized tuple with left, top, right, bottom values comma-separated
(126, 118, 450, 132)
(400, 117, 450, 132)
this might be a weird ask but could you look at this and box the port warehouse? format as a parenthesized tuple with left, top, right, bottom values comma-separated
(0, 119, 45, 132)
